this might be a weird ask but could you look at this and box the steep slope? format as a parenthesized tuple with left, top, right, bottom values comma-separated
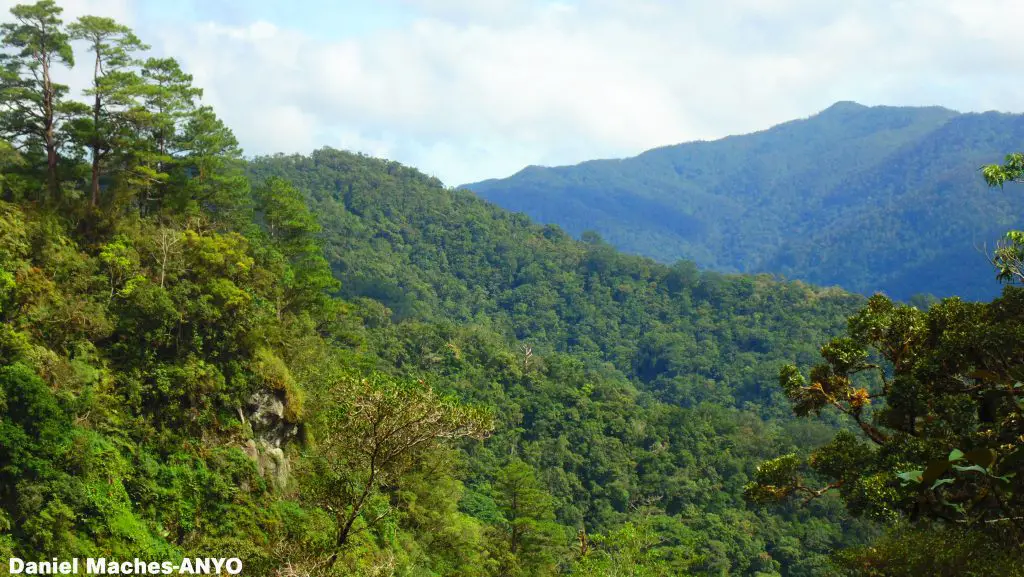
(464, 103, 1024, 300)
(248, 148, 865, 408)
(1, 0, 1002, 573)
(248, 149, 880, 574)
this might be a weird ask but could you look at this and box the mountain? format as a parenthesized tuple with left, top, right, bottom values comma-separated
(4, 1, 1021, 572)
(463, 102, 1024, 301)
(1, 0, 890, 569)
(247, 148, 875, 574)
(248, 149, 864, 407)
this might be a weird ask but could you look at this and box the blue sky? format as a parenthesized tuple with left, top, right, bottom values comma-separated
(3, 0, 1023, 185)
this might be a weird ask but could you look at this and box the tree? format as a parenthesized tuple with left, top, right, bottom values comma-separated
(491, 459, 563, 576)
(67, 15, 147, 207)
(253, 176, 339, 318)
(749, 294, 1024, 529)
(305, 372, 492, 559)
(0, 0, 74, 200)
(746, 153, 1024, 557)
(982, 153, 1024, 285)
(571, 516, 672, 577)
(130, 57, 201, 209)
(0, 139, 26, 198)
(147, 224, 183, 288)
(173, 105, 250, 222)
(255, 177, 320, 249)
(139, 57, 200, 161)
(981, 152, 1024, 188)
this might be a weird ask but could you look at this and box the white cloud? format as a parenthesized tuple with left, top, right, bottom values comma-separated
(0, 0, 132, 21)
(0, 0, 136, 100)
(4, 0, 1024, 185)
(397, 0, 560, 26)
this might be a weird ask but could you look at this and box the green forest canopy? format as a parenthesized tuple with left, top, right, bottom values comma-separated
(1, 1, 1023, 575)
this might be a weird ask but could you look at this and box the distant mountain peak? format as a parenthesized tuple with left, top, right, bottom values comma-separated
(816, 100, 959, 118)
(466, 104, 1024, 301)
(823, 100, 868, 112)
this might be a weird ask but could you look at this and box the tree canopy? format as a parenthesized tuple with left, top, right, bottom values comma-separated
(2, 1, 1021, 575)
(747, 151, 1024, 575)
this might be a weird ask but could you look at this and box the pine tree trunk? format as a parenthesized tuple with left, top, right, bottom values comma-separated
(90, 50, 102, 207)
(91, 155, 100, 207)
(41, 51, 58, 201)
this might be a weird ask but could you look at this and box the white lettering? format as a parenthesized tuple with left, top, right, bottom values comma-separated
(12, 558, 255, 576)
(194, 559, 210, 575)
(87, 559, 107, 574)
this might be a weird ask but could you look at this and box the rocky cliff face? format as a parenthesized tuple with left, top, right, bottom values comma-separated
(242, 389, 301, 490)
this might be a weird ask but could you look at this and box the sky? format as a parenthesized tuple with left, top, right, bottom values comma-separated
(2, 0, 1023, 185)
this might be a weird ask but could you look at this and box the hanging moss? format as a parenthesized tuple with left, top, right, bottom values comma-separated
(252, 346, 304, 423)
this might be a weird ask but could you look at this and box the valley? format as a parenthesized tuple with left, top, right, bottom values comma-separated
(1, 2, 1023, 576)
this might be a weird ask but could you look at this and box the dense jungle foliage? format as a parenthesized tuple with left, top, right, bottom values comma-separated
(1, 2, 1022, 576)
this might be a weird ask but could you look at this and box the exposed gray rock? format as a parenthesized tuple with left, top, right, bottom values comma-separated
(246, 389, 298, 448)
(260, 445, 290, 491)
(243, 439, 259, 460)
(242, 389, 300, 490)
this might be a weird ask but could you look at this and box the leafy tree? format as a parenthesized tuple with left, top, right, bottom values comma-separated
(571, 515, 674, 577)
(130, 56, 201, 210)
(749, 292, 1024, 532)
(981, 152, 1024, 188)
(834, 523, 1024, 576)
(490, 459, 564, 576)
(0, 138, 26, 198)
(748, 152, 1024, 573)
(304, 372, 492, 557)
(982, 153, 1024, 284)
(174, 105, 249, 220)
(253, 176, 339, 318)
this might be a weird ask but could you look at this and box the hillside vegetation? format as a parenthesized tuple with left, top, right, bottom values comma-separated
(0, 2, 874, 575)
(465, 102, 1024, 301)
(3, 1, 1023, 575)
(245, 149, 879, 575)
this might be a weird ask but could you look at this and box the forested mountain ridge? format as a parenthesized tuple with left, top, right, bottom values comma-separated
(248, 149, 865, 409)
(464, 102, 1024, 301)
(245, 149, 883, 574)
(3, 0, 1023, 575)
(0, 2, 878, 574)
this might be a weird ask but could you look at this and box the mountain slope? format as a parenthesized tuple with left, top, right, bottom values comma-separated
(248, 149, 865, 407)
(247, 148, 876, 573)
(463, 102, 1024, 300)
(1, 1, 1006, 573)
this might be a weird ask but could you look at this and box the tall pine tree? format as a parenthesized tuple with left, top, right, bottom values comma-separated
(0, 0, 74, 201)
(67, 16, 147, 208)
